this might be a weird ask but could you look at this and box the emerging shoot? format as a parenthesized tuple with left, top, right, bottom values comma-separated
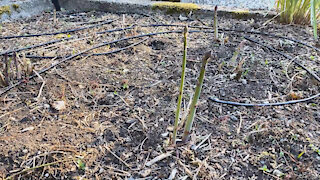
(53, 9, 57, 24)
(213, 6, 218, 40)
(182, 51, 212, 142)
(234, 57, 247, 81)
(230, 40, 245, 67)
(172, 25, 188, 145)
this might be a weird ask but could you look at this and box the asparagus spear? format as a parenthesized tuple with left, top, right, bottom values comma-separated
(182, 51, 211, 142)
(172, 25, 188, 145)
(213, 6, 218, 40)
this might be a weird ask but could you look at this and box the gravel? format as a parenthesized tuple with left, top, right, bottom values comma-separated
(182, 0, 276, 10)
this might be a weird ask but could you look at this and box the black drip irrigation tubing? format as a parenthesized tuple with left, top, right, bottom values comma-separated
(208, 36, 320, 107)
(2, 23, 319, 58)
(97, 24, 320, 52)
(0, 19, 117, 40)
(0, 24, 319, 107)
(244, 36, 320, 82)
(0, 12, 158, 41)
(31, 30, 218, 60)
(0, 35, 154, 96)
(209, 93, 320, 107)
(0, 30, 203, 96)
(24, 37, 149, 59)
(2, 29, 205, 59)
(0, 18, 117, 57)
(0, 25, 138, 58)
(97, 25, 320, 106)
(0, 37, 74, 56)
(209, 36, 320, 106)
(93, 37, 148, 56)
(0, 20, 154, 57)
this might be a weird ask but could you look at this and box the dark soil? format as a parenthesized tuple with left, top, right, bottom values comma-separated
(0, 10, 320, 179)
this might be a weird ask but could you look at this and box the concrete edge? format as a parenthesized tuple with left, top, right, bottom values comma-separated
(1, 0, 276, 23)
(0, 0, 54, 22)
(60, 0, 276, 20)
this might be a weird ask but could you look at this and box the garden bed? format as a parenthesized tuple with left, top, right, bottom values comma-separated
(0, 10, 320, 179)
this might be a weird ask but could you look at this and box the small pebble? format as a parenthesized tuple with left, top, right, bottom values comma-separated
(159, 118, 164, 122)
(167, 126, 174, 131)
(126, 119, 136, 124)
(21, 126, 34, 133)
(99, 168, 105, 173)
(125, 137, 132, 143)
(43, 104, 50, 109)
(139, 169, 152, 177)
(241, 79, 247, 84)
(285, 120, 292, 127)
(169, 162, 175, 168)
(230, 115, 238, 122)
(273, 169, 284, 177)
(22, 149, 28, 154)
(230, 73, 237, 79)
(220, 90, 226, 97)
(106, 93, 114, 98)
(233, 166, 241, 172)
(161, 132, 169, 137)
(45, 173, 49, 177)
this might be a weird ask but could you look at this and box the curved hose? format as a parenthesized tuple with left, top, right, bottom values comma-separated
(0, 23, 319, 107)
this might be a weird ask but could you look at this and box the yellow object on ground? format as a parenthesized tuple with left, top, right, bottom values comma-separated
(152, 2, 200, 14)
(0, 6, 11, 17)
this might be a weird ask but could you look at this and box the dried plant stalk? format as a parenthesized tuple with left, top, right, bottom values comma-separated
(4, 53, 10, 85)
(13, 52, 21, 80)
(0, 72, 6, 87)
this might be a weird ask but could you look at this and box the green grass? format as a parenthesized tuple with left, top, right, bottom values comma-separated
(276, 0, 320, 39)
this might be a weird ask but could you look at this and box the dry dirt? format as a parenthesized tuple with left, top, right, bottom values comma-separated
(0, 10, 320, 179)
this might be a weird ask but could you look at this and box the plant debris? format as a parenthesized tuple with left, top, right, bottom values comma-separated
(0, 10, 319, 179)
